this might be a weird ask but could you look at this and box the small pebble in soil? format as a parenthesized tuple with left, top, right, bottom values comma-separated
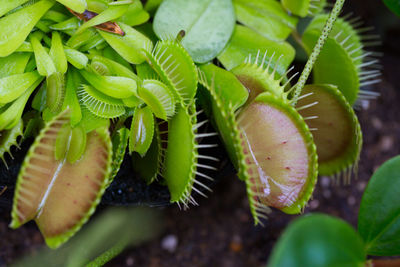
(380, 135, 395, 152)
(357, 181, 367, 192)
(323, 189, 332, 199)
(371, 116, 383, 130)
(161, 234, 178, 253)
(347, 196, 357, 206)
(320, 176, 331, 188)
(229, 235, 243, 253)
(309, 199, 320, 210)
(125, 256, 134, 266)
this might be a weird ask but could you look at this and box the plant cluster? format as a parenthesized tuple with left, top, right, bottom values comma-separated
(0, 0, 382, 251)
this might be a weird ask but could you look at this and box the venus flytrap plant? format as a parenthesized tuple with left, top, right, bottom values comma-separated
(0, 0, 385, 255)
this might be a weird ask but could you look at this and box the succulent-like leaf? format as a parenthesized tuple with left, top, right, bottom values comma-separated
(0, 77, 43, 131)
(138, 80, 176, 120)
(233, 0, 298, 41)
(30, 33, 57, 77)
(0, 71, 42, 104)
(297, 84, 362, 180)
(49, 32, 68, 74)
(143, 40, 198, 105)
(64, 47, 89, 69)
(0, 0, 55, 57)
(237, 92, 318, 214)
(129, 106, 155, 156)
(80, 69, 138, 99)
(218, 25, 295, 75)
(358, 156, 400, 256)
(57, 0, 87, 13)
(0, 52, 31, 78)
(268, 214, 366, 267)
(118, 1, 150, 26)
(0, 0, 30, 17)
(90, 55, 140, 82)
(63, 69, 82, 127)
(11, 110, 113, 248)
(153, 0, 235, 63)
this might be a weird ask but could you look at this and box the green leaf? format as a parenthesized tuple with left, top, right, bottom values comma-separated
(358, 155, 400, 256)
(56, 0, 87, 13)
(0, 71, 42, 104)
(80, 69, 138, 99)
(118, 1, 150, 26)
(98, 22, 153, 64)
(49, 32, 68, 74)
(75, 4, 128, 35)
(383, 0, 400, 16)
(30, 33, 57, 77)
(198, 63, 249, 110)
(217, 25, 295, 75)
(0, 0, 30, 17)
(233, 0, 298, 41)
(268, 214, 366, 267)
(0, 52, 31, 79)
(64, 47, 89, 69)
(0, 0, 55, 57)
(153, 0, 235, 63)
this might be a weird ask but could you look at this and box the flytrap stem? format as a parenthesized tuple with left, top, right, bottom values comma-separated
(292, 0, 346, 106)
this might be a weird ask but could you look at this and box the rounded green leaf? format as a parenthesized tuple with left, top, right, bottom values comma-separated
(153, 0, 235, 63)
(384, 0, 400, 16)
(358, 156, 400, 256)
(234, 0, 298, 40)
(268, 214, 366, 267)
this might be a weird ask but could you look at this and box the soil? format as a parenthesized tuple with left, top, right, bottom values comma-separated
(1, 1, 400, 266)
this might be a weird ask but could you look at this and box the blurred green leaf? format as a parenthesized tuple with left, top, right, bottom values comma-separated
(268, 214, 366, 267)
(358, 155, 400, 256)
(13, 207, 163, 267)
(383, 0, 400, 16)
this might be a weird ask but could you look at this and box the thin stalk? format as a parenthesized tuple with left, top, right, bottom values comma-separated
(291, 0, 346, 106)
